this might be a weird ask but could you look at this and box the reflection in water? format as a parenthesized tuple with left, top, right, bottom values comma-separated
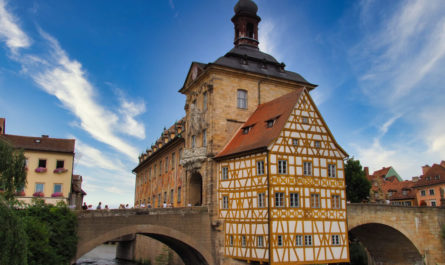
(76, 244, 141, 265)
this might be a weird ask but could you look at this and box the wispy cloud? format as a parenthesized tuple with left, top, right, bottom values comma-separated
(0, 0, 30, 52)
(259, 19, 283, 61)
(168, 0, 175, 10)
(74, 139, 125, 172)
(0, 1, 146, 161)
(349, 0, 445, 178)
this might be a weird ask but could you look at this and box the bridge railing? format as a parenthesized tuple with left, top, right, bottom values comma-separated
(75, 206, 208, 218)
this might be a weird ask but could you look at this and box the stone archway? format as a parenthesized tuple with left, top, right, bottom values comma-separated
(189, 172, 203, 206)
(75, 224, 213, 265)
(349, 223, 423, 265)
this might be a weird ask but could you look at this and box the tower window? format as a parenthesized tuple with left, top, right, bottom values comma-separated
(237, 89, 247, 109)
(192, 135, 196, 148)
(247, 23, 254, 38)
(202, 129, 207, 147)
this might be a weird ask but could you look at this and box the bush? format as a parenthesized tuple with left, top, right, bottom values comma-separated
(0, 197, 28, 265)
(20, 199, 78, 265)
(0, 198, 78, 265)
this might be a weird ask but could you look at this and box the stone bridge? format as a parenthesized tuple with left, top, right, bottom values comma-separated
(347, 204, 445, 265)
(75, 204, 445, 265)
(75, 206, 216, 265)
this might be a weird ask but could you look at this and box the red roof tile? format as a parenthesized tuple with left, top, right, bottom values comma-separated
(412, 164, 445, 188)
(372, 167, 391, 178)
(383, 179, 416, 200)
(215, 89, 304, 159)
(1, 134, 75, 153)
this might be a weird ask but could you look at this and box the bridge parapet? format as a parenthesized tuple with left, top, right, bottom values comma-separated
(76, 206, 208, 218)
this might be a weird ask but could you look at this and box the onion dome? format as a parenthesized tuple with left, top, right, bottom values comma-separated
(234, 0, 258, 16)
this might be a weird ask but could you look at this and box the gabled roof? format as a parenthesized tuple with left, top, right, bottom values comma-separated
(0, 134, 75, 154)
(383, 179, 416, 200)
(215, 89, 304, 159)
(372, 167, 391, 178)
(412, 164, 445, 188)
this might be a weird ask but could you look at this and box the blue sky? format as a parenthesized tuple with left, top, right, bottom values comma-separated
(1, 0, 444, 207)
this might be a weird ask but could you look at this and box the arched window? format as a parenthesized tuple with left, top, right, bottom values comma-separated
(247, 23, 254, 38)
(237, 89, 247, 109)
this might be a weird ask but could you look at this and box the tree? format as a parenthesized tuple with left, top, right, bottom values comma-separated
(0, 138, 27, 200)
(0, 197, 28, 265)
(345, 158, 371, 203)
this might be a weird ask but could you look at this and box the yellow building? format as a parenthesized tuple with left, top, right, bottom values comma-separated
(0, 118, 75, 205)
(134, 0, 349, 264)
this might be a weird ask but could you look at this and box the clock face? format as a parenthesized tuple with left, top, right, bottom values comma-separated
(191, 65, 198, 80)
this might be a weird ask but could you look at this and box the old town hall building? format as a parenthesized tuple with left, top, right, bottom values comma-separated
(133, 0, 349, 264)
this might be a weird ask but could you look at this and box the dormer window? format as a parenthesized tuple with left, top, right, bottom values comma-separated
(266, 119, 274, 128)
(242, 125, 253, 134)
(435, 175, 440, 180)
(426, 176, 431, 180)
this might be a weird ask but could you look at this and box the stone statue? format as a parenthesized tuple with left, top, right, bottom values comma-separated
(188, 103, 203, 136)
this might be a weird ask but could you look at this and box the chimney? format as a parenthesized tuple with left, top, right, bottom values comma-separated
(0, 118, 5, 135)
(42, 135, 49, 138)
(422, 165, 431, 175)
(412, 176, 419, 182)
(364, 167, 369, 177)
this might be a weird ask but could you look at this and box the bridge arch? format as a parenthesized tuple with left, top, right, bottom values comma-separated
(76, 224, 214, 265)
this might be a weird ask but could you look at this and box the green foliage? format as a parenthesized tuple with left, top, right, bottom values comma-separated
(0, 139, 27, 200)
(349, 241, 368, 265)
(345, 158, 371, 203)
(0, 198, 77, 265)
(19, 199, 78, 265)
(0, 197, 28, 265)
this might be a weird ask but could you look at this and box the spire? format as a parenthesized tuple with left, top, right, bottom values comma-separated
(232, 0, 261, 49)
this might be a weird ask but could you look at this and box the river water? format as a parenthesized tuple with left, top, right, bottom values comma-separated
(76, 244, 142, 265)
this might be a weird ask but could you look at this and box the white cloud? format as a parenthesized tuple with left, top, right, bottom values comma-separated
(349, 0, 445, 178)
(74, 139, 125, 172)
(118, 95, 146, 139)
(259, 19, 282, 61)
(30, 32, 141, 160)
(0, 2, 146, 161)
(0, 0, 31, 52)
